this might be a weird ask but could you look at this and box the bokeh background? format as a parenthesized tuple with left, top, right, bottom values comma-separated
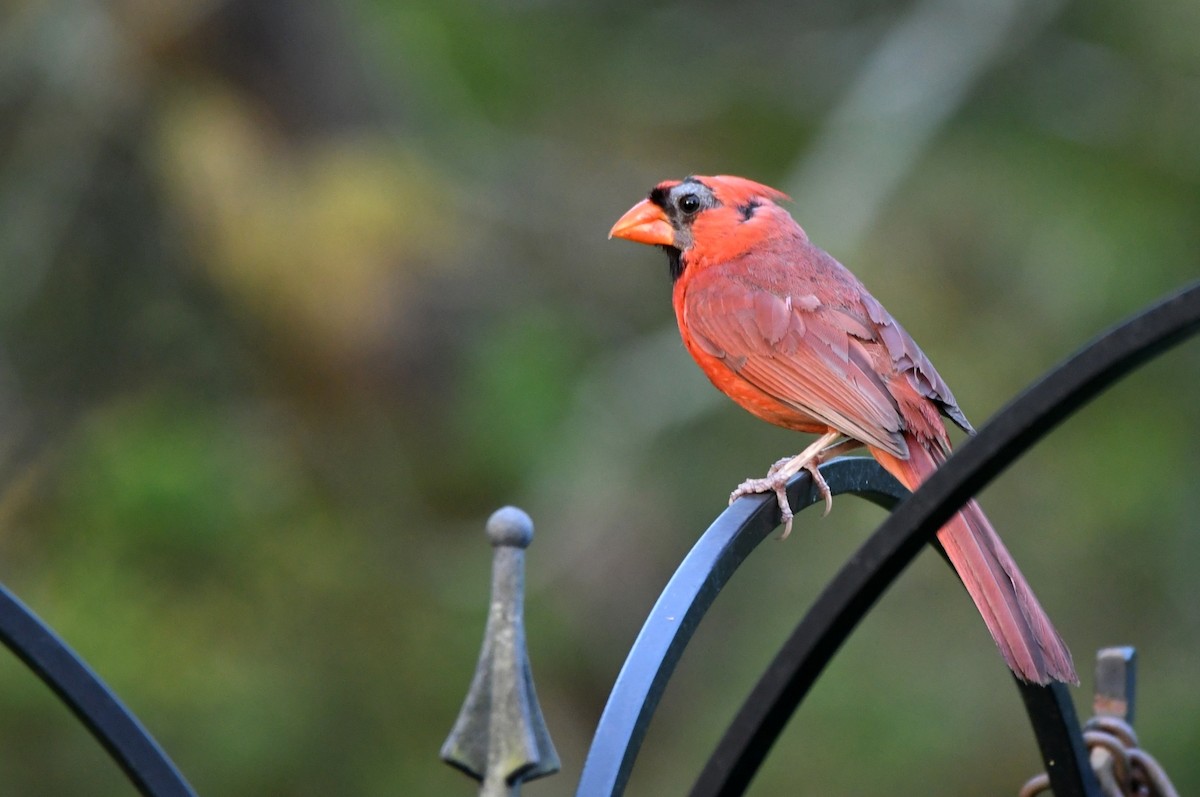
(1, 0, 1198, 794)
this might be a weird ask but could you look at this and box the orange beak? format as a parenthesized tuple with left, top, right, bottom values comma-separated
(608, 199, 675, 247)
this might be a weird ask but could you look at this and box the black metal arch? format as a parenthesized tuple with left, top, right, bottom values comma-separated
(0, 583, 197, 797)
(577, 279, 1200, 797)
(574, 458, 913, 797)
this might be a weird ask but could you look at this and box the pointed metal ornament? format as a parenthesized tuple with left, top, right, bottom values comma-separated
(441, 506, 559, 796)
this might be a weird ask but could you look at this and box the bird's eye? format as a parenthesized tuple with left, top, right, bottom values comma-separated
(678, 193, 702, 215)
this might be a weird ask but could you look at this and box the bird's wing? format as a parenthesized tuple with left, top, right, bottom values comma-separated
(682, 272, 914, 458)
(856, 290, 974, 436)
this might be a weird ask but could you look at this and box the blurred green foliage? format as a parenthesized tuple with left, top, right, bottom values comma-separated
(0, 0, 1198, 794)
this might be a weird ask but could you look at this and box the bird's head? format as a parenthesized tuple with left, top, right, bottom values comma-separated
(608, 175, 794, 279)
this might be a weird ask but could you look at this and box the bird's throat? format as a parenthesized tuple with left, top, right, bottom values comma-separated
(661, 245, 684, 282)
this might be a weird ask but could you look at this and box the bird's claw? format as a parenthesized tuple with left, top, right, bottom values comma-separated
(729, 473, 796, 538)
(729, 431, 843, 538)
(728, 461, 832, 539)
(805, 461, 833, 517)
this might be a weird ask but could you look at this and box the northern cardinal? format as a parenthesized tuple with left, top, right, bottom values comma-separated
(609, 174, 1075, 684)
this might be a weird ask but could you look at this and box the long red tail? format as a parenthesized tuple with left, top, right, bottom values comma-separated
(871, 436, 1077, 684)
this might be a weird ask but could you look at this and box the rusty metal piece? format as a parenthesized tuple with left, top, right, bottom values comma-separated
(1088, 648, 1138, 797)
(442, 507, 559, 796)
(1022, 647, 1179, 797)
(1019, 773, 1051, 797)
(1093, 647, 1136, 723)
(1083, 719, 1179, 797)
(1128, 748, 1181, 797)
(1085, 726, 1135, 795)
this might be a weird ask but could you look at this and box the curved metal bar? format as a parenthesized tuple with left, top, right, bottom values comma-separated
(574, 457, 908, 797)
(0, 582, 198, 797)
(690, 280, 1199, 797)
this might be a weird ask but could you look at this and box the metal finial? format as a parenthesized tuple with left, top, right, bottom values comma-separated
(486, 506, 534, 549)
(441, 507, 559, 796)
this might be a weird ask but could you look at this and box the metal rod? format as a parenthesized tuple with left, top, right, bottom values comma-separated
(0, 583, 198, 797)
(1093, 646, 1136, 724)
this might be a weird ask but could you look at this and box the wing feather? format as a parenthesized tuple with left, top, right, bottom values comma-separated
(684, 278, 911, 458)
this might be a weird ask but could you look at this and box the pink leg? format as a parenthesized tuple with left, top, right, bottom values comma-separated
(729, 431, 845, 538)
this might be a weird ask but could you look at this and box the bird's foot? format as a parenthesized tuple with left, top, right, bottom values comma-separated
(728, 431, 842, 538)
(764, 456, 797, 478)
(730, 471, 796, 535)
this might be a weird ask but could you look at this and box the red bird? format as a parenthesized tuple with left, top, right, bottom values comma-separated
(609, 174, 1076, 685)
